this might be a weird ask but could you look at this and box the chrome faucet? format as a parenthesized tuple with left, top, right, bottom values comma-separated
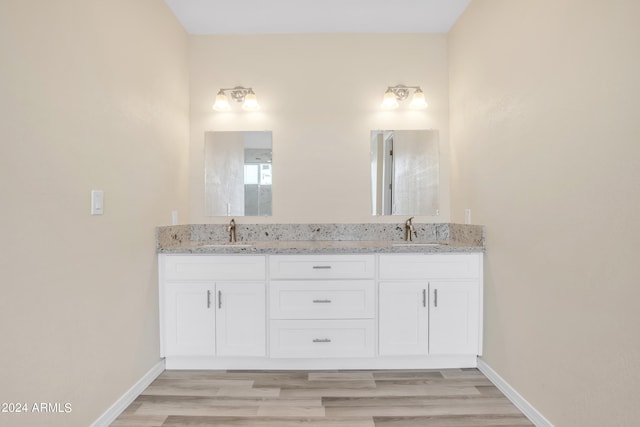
(227, 218, 237, 243)
(404, 217, 415, 241)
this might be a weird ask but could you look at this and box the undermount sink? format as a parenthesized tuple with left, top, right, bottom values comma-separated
(199, 243, 254, 248)
(391, 242, 447, 247)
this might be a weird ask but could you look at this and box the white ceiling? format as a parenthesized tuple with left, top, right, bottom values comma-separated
(164, 0, 471, 34)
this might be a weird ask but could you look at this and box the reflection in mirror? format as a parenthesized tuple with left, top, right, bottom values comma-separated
(205, 131, 272, 216)
(371, 130, 439, 216)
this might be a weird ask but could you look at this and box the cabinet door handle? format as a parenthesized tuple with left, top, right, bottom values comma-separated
(218, 290, 222, 309)
(313, 299, 332, 304)
(207, 290, 211, 308)
(422, 289, 426, 307)
(312, 265, 332, 269)
(434, 289, 438, 307)
(313, 338, 331, 343)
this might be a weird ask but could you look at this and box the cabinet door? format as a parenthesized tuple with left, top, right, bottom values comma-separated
(379, 282, 428, 355)
(429, 282, 480, 355)
(216, 282, 266, 357)
(164, 283, 215, 356)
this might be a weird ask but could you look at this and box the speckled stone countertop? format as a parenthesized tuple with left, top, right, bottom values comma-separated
(156, 223, 485, 254)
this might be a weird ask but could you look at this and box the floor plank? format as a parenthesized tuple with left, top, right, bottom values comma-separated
(110, 369, 534, 427)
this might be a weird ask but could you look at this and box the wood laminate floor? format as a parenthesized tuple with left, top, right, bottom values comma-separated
(111, 369, 533, 426)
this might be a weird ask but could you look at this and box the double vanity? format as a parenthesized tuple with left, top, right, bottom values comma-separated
(157, 223, 484, 370)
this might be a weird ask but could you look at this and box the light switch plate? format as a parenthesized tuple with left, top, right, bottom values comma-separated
(91, 190, 104, 215)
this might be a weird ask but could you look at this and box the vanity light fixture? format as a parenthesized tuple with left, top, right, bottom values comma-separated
(213, 86, 260, 112)
(382, 85, 428, 109)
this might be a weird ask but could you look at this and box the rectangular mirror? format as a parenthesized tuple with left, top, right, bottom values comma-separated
(371, 129, 439, 216)
(205, 131, 272, 216)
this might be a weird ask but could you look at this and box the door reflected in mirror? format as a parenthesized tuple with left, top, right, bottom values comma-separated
(371, 130, 439, 216)
(204, 131, 272, 216)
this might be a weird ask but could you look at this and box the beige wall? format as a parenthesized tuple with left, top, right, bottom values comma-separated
(188, 34, 451, 224)
(0, 1, 189, 426)
(6, 1, 637, 425)
(449, 1, 640, 425)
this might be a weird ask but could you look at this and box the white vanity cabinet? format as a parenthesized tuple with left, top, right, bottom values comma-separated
(160, 255, 266, 361)
(379, 254, 483, 357)
(269, 255, 376, 358)
(159, 251, 483, 369)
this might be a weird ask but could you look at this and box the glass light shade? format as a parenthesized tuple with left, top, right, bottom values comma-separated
(242, 91, 260, 111)
(382, 90, 399, 109)
(212, 92, 231, 111)
(409, 89, 428, 109)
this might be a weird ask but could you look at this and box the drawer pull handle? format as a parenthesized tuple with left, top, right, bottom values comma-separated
(313, 299, 332, 304)
(434, 289, 438, 307)
(218, 290, 222, 309)
(312, 265, 332, 269)
(207, 290, 211, 308)
(422, 289, 426, 307)
(313, 338, 332, 343)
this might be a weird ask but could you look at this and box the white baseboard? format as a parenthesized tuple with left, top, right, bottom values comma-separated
(477, 358, 554, 427)
(164, 354, 477, 370)
(91, 359, 165, 427)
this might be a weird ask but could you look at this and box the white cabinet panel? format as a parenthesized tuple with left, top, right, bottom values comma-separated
(270, 255, 375, 279)
(164, 283, 215, 356)
(268, 255, 376, 359)
(160, 252, 483, 368)
(378, 253, 482, 358)
(379, 282, 428, 355)
(379, 254, 481, 280)
(270, 281, 375, 319)
(164, 255, 266, 281)
(429, 282, 480, 355)
(216, 282, 266, 357)
(270, 319, 375, 358)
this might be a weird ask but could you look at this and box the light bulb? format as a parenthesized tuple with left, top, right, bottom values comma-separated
(242, 90, 259, 111)
(212, 91, 231, 111)
(382, 89, 399, 109)
(409, 88, 428, 109)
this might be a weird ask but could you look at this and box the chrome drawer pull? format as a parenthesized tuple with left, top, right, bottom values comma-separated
(207, 290, 211, 308)
(312, 265, 332, 269)
(218, 290, 222, 309)
(312, 299, 332, 304)
(434, 289, 438, 307)
(313, 338, 332, 343)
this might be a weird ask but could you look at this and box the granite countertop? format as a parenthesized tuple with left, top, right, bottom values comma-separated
(156, 223, 485, 254)
(157, 239, 483, 254)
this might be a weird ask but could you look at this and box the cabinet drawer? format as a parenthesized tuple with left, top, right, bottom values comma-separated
(163, 255, 266, 281)
(379, 254, 481, 280)
(269, 255, 375, 279)
(270, 281, 375, 319)
(269, 319, 375, 358)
